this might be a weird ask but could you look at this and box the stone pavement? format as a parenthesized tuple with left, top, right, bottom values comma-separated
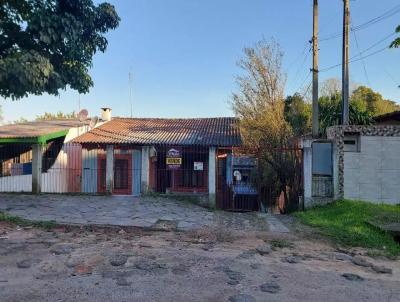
(0, 194, 278, 232)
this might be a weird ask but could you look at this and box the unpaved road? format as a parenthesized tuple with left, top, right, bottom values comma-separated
(0, 221, 399, 302)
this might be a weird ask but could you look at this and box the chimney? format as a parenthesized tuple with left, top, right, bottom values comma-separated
(101, 108, 112, 121)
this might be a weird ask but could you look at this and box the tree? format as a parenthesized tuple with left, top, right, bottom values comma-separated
(319, 94, 373, 135)
(390, 25, 400, 48)
(35, 111, 76, 121)
(0, 0, 120, 100)
(232, 40, 301, 213)
(351, 86, 400, 116)
(284, 93, 311, 136)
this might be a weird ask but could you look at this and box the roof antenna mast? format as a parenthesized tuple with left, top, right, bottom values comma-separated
(129, 69, 133, 118)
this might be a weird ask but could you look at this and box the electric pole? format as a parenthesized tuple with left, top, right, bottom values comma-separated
(342, 0, 350, 125)
(312, 0, 319, 137)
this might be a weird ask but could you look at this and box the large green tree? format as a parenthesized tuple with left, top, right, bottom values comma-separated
(284, 93, 311, 136)
(0, 0, 120, 100)
(351, 85, 400, 116)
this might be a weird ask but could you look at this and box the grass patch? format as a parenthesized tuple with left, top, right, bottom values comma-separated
(270, 239, 294, 249)
(0, 212, 56, 230)
(294, 200, 400, 257)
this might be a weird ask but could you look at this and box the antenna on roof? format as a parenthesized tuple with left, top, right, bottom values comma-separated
(89, 116, 99, 129)
(129, 68, 133, 118)
(77, 109, 89, 122)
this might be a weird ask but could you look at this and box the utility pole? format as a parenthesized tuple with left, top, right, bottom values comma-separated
(312, 0, 319, 137)
(342, 0, 350, 125)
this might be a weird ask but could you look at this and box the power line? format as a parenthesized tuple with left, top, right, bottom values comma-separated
(351, 20, 371, 87)
(320, 4, 400, 42)
(320, 45, 389, 72)
(290, 46, 311, 90)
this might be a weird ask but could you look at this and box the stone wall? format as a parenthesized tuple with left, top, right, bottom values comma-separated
(327, 125, 400, 205)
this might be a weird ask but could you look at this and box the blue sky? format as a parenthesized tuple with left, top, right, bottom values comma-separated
(1, 0, 400, 122)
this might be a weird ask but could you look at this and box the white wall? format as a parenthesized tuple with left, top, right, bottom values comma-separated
(343, 136, 400, 205)
(0, 125, 91, 193)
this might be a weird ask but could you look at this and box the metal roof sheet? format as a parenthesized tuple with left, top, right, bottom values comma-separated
(0, 119, 89, 139)
(73, 117, 242, 147)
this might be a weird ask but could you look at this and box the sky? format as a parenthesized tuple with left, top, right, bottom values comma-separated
(1, 0, 400, 122)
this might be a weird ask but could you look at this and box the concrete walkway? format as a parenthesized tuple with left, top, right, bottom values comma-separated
(0, 194, 274, 232)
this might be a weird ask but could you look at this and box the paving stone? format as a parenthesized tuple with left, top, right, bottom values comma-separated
(371, 265, 392, 274)
(284, 256, 303, 264)
(224, 269, 245, 281)
(342, 273, 364, 281)
(109, 255, 128, 267)
(116, 277, 132, 286)
(228, 294, 256, 302)
(50, 243, 76, 255)
(351, 256, 372, 268)
(17, 259, 34, 269)
(334, 253, 353, 261)
(237, 250, 257, 259)
(260, 281, 281, 293)
(256, 244, 272, 256)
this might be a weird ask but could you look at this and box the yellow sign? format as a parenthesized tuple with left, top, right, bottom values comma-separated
(166, 158, 182, 165)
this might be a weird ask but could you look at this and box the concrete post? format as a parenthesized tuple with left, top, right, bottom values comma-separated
(302, 139, 313, 209)
(208, 147, 216, 208)
(32, 144, 43, 194)
(141, 146, 150, 194)
(106, 145, 114, 194)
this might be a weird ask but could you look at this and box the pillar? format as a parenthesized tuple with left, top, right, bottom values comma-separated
(106, 145, 114, 194)
(32, 144, 43, 194)
(141, 146, 150, 194)
(302, 139, 313, 209)
(208, 147, 216, 208)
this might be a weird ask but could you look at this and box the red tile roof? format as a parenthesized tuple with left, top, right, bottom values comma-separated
(73, 117, 241, 147)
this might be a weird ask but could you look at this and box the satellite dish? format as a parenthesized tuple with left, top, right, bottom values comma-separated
(77, 109, 89, 122)
(89, 116, 99, 128)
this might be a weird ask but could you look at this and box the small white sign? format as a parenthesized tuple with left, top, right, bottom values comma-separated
(194, 162, 204, 171)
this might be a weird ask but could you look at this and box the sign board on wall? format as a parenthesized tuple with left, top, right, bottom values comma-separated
(193, 161, 203, 171)
(166, 148, 182, 170)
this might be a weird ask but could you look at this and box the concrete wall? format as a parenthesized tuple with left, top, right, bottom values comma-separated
(343, 136, 400, 205)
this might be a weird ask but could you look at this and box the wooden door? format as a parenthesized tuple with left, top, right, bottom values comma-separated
(113, 155, 132, 195)
(97, 154, 132, 195)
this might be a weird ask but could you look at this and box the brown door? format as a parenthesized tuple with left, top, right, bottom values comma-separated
(97, 156, 107, 193)
(113, 155, 132, 195)
(97, 154, 132, 195)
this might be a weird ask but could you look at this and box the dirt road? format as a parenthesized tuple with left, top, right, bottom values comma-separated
(0, 220, 399, 302)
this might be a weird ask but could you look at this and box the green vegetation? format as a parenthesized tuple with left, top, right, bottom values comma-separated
(294, 200, 400, 257)
(0, 212, 56, 230)
(0, 0, 120, 99)
(270, 239, 294, 249)
(391, 24, 400, 49)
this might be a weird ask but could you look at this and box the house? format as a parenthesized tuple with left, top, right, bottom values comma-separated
(0, 114, 105, 193)
(72, 116, 242, 208)
(374, 110, 400, 125)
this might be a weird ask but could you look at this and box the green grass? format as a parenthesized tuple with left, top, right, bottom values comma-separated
(0, 212, 56, 230)
(294, 200, 400, 257)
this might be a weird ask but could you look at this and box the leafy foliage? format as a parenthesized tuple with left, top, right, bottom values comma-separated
(390, 25, 400, 48)
(284, 93, 311, 136)
(351, 86, 400, 116)
(232, 40, 302, 213)
(0, 0, 120, 99)
(319, 93, 374, 135)
(35, 111, 76, 120)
